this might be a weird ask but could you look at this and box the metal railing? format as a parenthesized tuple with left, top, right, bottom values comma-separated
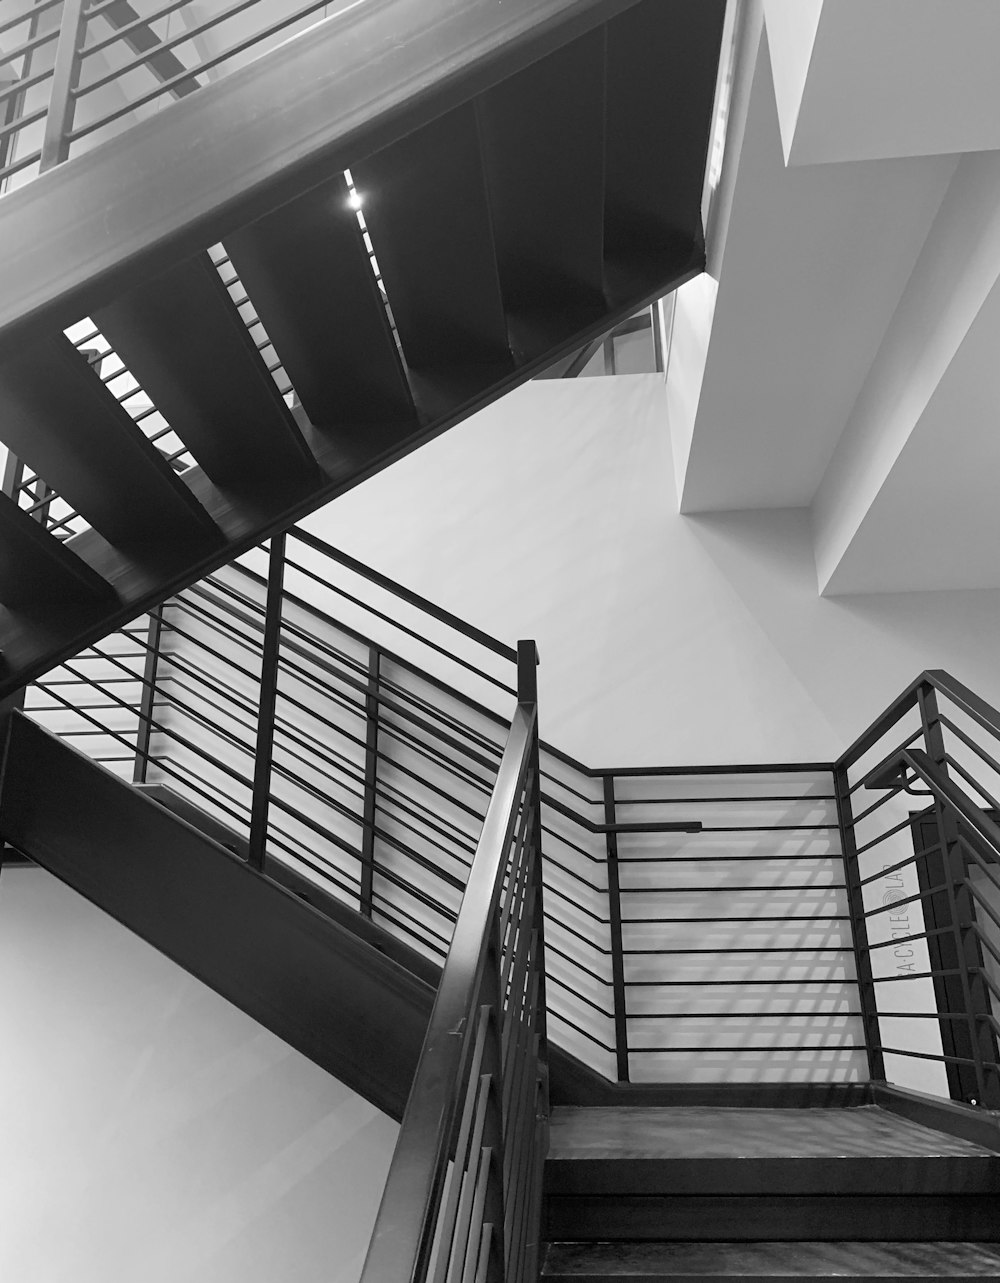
(24, 525, 519, 969)
(836, 670, 1000, 1109)
(1, 0, 340, 192)
(23, 524, 884, 1087)
(361, 660, 546, 1283)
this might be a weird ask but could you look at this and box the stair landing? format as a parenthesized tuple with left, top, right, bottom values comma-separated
(542, 1239, 1000, 1280)
(549, 1105, 996, 1159)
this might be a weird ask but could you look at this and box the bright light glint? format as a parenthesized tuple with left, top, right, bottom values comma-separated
(348, 191, 363, 210)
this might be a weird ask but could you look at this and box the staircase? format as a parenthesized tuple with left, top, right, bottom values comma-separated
(0, 0, 724, 699)
(542, 1104, 1000, 1280)
(6, 535, 1000, 1277)
(4, 6, 1000, 1275)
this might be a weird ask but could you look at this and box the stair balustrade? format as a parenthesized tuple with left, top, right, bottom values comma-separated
(21, 525, 925, 1092)
(1, 0, 350, 192)
(835, 670, 1000, 1109)
(361, 652, 547, 1283)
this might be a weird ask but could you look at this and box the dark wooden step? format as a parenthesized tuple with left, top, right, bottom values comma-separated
(224, 174, 417, 431)
(477, 26, 607, 362)
(544, 1194, 1000, 1243)
(352, 103, 512, 380)
(0, 493, 117, 608)
(542, 1239, 1000, 1280)
(0, 333, 222, 554)
(546, 1106, 1000, 1196)
(0, 712, 432, 1120)
(93, 253, 319, 500)
(602, 0, 726, 304)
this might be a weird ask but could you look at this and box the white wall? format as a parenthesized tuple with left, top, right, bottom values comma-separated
(0, 867, 397, 1283)
(301, 374, 1000, 769)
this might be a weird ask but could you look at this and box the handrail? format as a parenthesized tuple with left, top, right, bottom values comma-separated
(836, 670, 1000, 1108)
(901, 748, 1000, 863)
(283, 529, 518, 666)
(836, 669, 1000, 771)
(361, 690, 543, 1283)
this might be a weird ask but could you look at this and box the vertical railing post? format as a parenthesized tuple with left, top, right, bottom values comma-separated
(835, 761, 885, 1083)
(517, 640, 547, 1076)
(516, 638, 547, 1281)
(248, 534, 285, 873)
(1, 453, 28, 717)
(604, 774, 630, 1083)
(359, 644, 380, 917)
(40, 0, 88, 172)
(650, 301, 664, 373)
(132, 605, 164, 784)
(920, 683, 995, 1105)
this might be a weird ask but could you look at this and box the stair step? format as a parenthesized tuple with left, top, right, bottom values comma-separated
(545, 1106, 1000, 1240)
(93, 253, 319, 500)
(542, 1239, 1000, 1280)
(602, 0, 725, 301)
(225, 173, 416, 431)
(0, 492, 117, 608)
(544, 1194, 1000, 1243)
(352, 103, 512, 377)
(0, 334, 222, 554)
(477, 26, 607, 361)
(546, 1107, 1000, 1195)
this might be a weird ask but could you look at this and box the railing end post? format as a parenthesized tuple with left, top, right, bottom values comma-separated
(517, 640, 539, 705)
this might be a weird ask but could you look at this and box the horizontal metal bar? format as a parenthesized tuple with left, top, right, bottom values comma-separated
(626, 1011, 863, 1020)
(853, 812, 922, 855)
(0, 0, 63, 39)
(81, 0, 194, 58)
(856, 841, 942, 889)
(0, 23, 59, 69)
(617, 884, 847, 894)
(624, 947, 851, 959)
(288, 527, 518, 664)
(862, 925, 954, 953)
(873, 969, 965, 984)
(630, 1044, 868, 1054)
(859, 882, 950, 921)
(879, 1046, 999, 1070)
(602, 762, 836, 779)
(622, 915, 849, 924)
(612, 794, 837, 806)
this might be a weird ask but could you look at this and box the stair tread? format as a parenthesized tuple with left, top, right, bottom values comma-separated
(0, 492, 117, 608)
(547, 1106, 997, 1160)
(93, 253, 319, 498)
(0, 334, 222, 552)
(352, 103, 511, 374)
(477, 26, 607, 360)
(543, 1239, 1000, 1278)
(225, 174, 417, 430)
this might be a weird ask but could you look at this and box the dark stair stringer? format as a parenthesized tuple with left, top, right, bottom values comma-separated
(0, 710, 603, 1116)
(0, 712, 432, 1120)
(0, 0, 725, 699)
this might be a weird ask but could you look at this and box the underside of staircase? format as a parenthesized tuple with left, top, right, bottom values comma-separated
(0, 0, 724, 700)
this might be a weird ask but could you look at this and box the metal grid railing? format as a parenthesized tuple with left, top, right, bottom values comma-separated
(836, 670, 1000, 1109)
